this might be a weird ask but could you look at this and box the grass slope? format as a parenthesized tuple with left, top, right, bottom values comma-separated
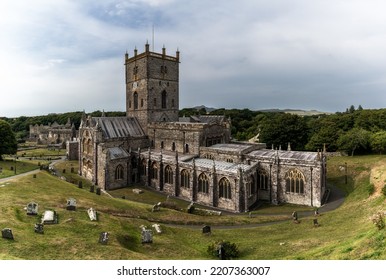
(0, 155, 385, 259)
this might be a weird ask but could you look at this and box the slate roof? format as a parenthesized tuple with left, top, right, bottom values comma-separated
(248, 149, 319, 161)
(207, 143, 253, 152)
(188, 158, 253, 173)
(93, 117, 145, 139)
(107, 147, 130, 160)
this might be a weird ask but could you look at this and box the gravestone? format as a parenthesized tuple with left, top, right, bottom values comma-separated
(99, 232, 109, 245)
(133, 188, 144, 194)
(152, 224, 162, 234)
(2, 228, 14, 240)
(187, 202, 195, 214)
(96, 188, 101, 195)
(202, 225, 211, 235)
(292, 211, 299, 224)
(141, 229, 153, 244)
(34, 223, 44, 234)
(0, 167, 3, 174)
(33, 174, 37, 178)
(78, 181, 83, 188)
(90, 185, 95, 193)
(218, 244, 225, 260)
(87, 208, 97, 221)
(41, 210, 58, 224)
(313, 219, 320, 227)
(71, 167, 74, 173)
(152, 202, 161, 212)
(26, 202, 38, 215)
(66, 198, 77, 211)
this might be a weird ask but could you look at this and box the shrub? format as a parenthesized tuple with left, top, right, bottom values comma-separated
(207, 240, 240, 260)
(367, 183, 375, 196)
(371, 211, 385, 230)
(382, 185, 386, 197)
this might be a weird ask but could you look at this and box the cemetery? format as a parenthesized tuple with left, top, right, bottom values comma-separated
(0, 154, 384, 260)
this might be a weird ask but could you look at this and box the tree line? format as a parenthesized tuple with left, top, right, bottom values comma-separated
(2, 105, 386, 156)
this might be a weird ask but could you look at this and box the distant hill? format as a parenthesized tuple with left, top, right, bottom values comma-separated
(192, 105, 217, 113)
(256, 108, 332, 116)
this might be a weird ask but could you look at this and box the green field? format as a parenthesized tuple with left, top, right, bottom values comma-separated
(0, 155, 385, 259)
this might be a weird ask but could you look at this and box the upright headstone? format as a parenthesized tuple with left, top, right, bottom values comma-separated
(141, 228, 153, 244)
(96, 188, 101, 195)
(152, 202, 161, 212)
(2, 228, 14, 240)
(202, 225, 211, 235)
(187, 202, 195, 214)
(99, 232, 109, 245)
(26, 202, 39, 215)
(66, 198, 77, 211)
(34, 223, 44, 234)
(87, 208, 97, 221)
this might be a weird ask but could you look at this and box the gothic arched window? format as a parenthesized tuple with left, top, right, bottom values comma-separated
(198, 173, 209, 193)
(285, 169, 305, 194)
(115, 165, 124, 180)
(180, 169, 190, 188)
(165, 165, 173, 184)
(219, 177, 231, 199)
(151, 162, 158, 180)
(257, 168, 269, 190)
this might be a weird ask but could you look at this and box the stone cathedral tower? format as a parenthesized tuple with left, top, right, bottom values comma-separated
(125, 42, 180, 134)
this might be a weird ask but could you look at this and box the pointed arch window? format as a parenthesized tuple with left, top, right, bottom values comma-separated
(151, 162, 158, 180)
(285, 169, 305, 194)
(219, 177, 231, 199)
(180, 169, 190, 188)
(165, 165, 173, 184)
(247, 175, 256, 196)
(115, 165, 124, 180)
(161, 90, 167, 109)
(257, 169, 269, 190)
(198, 173, 209, 194)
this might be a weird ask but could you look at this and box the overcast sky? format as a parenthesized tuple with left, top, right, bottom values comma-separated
(2, 0, 386, 117)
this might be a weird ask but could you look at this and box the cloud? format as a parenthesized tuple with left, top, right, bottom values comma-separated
(2, 0, 386, 117)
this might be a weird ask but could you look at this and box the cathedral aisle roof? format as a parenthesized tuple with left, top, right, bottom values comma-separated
(190, 158, 253, 173)
(107, 147, 130, 160)
(93, 117, 145, 139)
(248, 149, 319, 161)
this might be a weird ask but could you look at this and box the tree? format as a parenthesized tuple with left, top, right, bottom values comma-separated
(337, 127, 371, 156)
(0, 120, 18, 160)
(370, 131, 386, 154)
(259, 113, 309, 150)
(305, 121, 342, 151)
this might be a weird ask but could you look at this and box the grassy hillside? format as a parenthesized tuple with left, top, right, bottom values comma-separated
(0, 155, 385, 259)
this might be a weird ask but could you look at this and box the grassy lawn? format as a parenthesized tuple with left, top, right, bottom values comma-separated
(0, 159, 42, 179)
(17, 147, 66, 158)
(0, 155, 385, 259)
